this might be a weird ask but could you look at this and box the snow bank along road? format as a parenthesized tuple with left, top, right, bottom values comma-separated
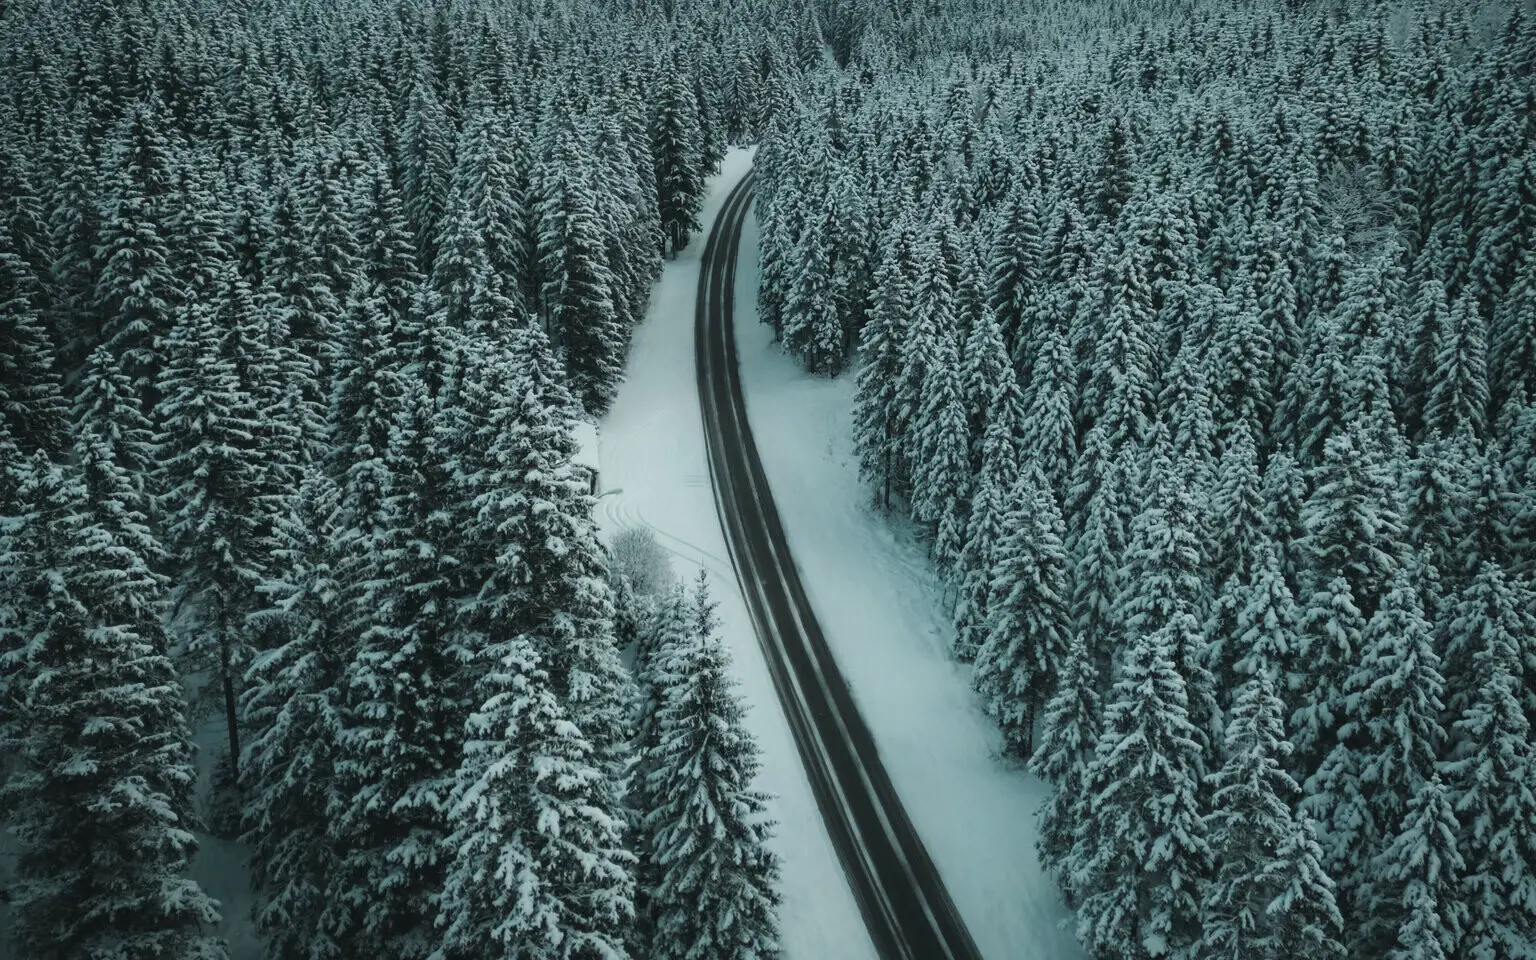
(696, 170, 984, 960)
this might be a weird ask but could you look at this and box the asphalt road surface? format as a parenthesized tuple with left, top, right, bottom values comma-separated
(695, 170, 985, 960)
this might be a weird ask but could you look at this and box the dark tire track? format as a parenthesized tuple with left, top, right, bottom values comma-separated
(696, 170, 984, 960)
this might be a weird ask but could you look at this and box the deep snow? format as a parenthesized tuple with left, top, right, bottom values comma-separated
(597, 148, 1081, 959)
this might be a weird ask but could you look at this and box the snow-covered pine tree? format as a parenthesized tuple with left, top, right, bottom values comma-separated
(1202, 668, 1346, 960)
(1113, 449, 1218, 753)
(952, 375, 1024, 661)
(399, 76, 454, 270)
(1071, 612, 1211, 960)
(455, 323, 635, 773)
(1069, 447, 1132, 682)
(330, 380, 466, 960)
(1366, 775, 1466, 960)
(986, 188, 1044, 367)
(240, 468, 349, 960)
(652, 62, 706, 255)
(1439, 561, 1530, 736)
(0, 214, 67, 456)
(974, 469, 1072, 758)
(154, 264, 276, 787)
(959, 304, 1013, 474)
(92, 99, 178, 398)
(780, 188, 846, 375)
(536, 122, 629, 410)
(1438, 596, 1536, 960)
(1019, 319, 1078, 494)
(1299, 424, 1404, 619)
(1257, 451, 1305, 583)
(912, 323, 971, 575)
(435, 634, 636, 960)
(1028, 632, 1101, 901)
(1422, 291, 1490, 440)
(641, 573, 780, 959)
(853, 216, 921, 509)
(1209, 419, 1266, 586)
(0, 454, 225, 960)
(1302, 566, 1446, 946)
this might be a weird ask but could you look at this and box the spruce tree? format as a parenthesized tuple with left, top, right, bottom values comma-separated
(240, 469, 349, 960)
(1202, 669, 1346, 960)
(92, 100, 179, 397)
(1367, 775, 1466, 960)
(1439, 607, 1536, 960)
(0, 215, 67, 456)
(1303, 567, 1446, 944)
(1071, 614, 1211, 960)
(0, 456, 225, 960)
(154, 268, 275, 787)
(537, 124, 628, 410)
(1028, 633, 1101, 901)
(974, 470, 1072, 759)
(641, 574, 781, 959)
(912, 325, 971, 574)
(1019, 320, 1078, 493)
(952, 376, 1024, 661)
(435, 635, 636, 960)
(1422, 291, 1490, 440)
(652, 65, 705, 255)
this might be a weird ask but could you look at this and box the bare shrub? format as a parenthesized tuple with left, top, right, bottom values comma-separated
(609, 525, 674, 597)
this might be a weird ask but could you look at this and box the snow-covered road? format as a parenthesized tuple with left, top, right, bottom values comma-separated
(599, 146, 1080, 960)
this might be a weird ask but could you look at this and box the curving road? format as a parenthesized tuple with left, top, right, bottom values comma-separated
(695, 171, 984, 960)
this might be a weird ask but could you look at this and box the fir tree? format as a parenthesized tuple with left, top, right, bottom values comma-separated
(1072, 614, 1211, 960)
(1202, 669, 1346, 960)
(240, 469, 349, 960)
(912, 324, 971, 574)
(1439, 607, 1536, 960)
(974, 470, 1072, 759)
(537, 123, 628, 410)
(1019, 319, 1078, 493)
(435, 635, 636, 960)
(952, 376, 1024, 660)
(652, 65, 705, 255)
(154, 269, 276, 787)
(0, 456, 225, 960)
(0, 215, 67, 456)
(1422, 292, 1490, 440)
(1303, 567, 1446, 943)
(1367, 775, 1466, 960)
(1029, 633, 1101, 901)
(640, 574, 781, 959)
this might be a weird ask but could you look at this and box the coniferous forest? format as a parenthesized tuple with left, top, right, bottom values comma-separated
(756, 0, 1536, 957)
(0, 0, 805, 957)
(2, 0, 1534, 958)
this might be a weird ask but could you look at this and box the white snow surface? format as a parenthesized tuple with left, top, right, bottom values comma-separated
(598, 146, 1081, 959)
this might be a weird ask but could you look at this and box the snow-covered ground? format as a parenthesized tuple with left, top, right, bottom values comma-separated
(598, 145, 1081, 959)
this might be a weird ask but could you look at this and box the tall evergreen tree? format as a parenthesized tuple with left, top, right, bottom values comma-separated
(1029, 633, 1101, 901)
(240, 469, 349, 960)
(435, 635, 635, 960)
(974, 470, 1072, 759)
(1439, 601, 1536, 960)
(1071, 614, 1211, 960)
(1202, 669, 1346, 960)
(640, 574, 780, 960)
(0, 456, 225, 960)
